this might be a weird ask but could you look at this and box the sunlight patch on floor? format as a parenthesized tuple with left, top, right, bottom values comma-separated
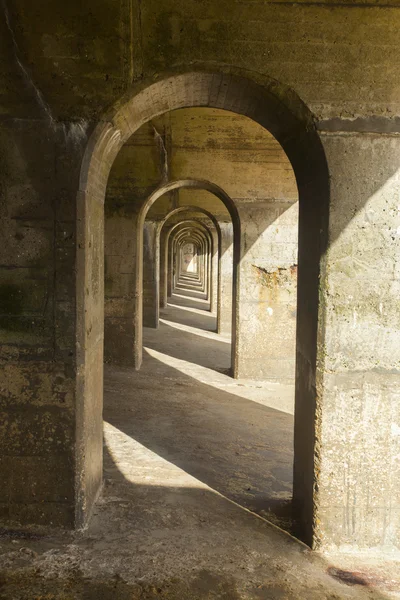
(159, 317, 230, 343)
(104, 421, 209, 489)
(166, 302, 213, 316)
(171, 292, 209, 302)
(143, 346, 294, 414)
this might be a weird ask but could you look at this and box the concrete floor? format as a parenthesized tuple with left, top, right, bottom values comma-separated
(123, 291, 295, 531)
(0, 291, 399, 599)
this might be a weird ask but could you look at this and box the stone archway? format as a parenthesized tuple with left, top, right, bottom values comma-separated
(133, 179, 240, 370)
(77, 69, 330, 547)
(159, 206, 223, 322)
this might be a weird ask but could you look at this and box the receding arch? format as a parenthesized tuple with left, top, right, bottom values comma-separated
(172, 227, 210, 295)
(171, 223, 211, 283)
(134, 179, 240, 374)
(165, 221, 214, 306)
(77, 68, 330, 546)
(159, 205, 224, 324)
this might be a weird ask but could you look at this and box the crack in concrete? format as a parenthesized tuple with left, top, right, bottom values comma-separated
(2, 1, 89, 144)
(152, 124, 169, 183)
(2, 0, 56, 129)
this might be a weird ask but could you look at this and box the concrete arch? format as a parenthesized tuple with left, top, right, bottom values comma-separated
(142, 210, 215, 332)
(173, 227, 210, 293)
(159, 204, 223, 233)
(170, 221, 213, 292)
(168, 221, 213, 300)
(172, 223, 212, 297)
(77, 68, 330, 545)
(134, 179, 239, 371)
(159, 205, 223, 321)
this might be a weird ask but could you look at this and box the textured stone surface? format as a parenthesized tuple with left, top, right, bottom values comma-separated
(1, 0, 400, 558)
(312, 134, 400, 551)
(1, 299, 399, 598)
(237, 202, 298, 380)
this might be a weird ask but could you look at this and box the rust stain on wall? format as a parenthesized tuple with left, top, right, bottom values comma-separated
(252, 264, 297, 289)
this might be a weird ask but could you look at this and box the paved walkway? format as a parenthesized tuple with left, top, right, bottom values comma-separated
(0, 292, 398, 599)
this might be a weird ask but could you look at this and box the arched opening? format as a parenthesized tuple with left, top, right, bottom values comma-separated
(140, 197, 237, 375)
(134, 179, 240, 372)
(158, 205, 223, 319)
(78, 70, 329, 546)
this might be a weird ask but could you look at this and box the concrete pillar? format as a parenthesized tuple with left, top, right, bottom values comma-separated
(197, 242, 205, 290)
(218, 222, 233, 335)
(235, 202, 298, 381)
(104, 210, 138, 365)
(0, 124, 92, 529)
(295, 133, 400, 552)
(167, 238, 173, 298)
(210, 231, 218, 314)
(159, 227, 168, 309)
(143, 220, 159, 328)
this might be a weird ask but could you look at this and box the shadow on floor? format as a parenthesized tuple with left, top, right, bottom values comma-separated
(160, 292, 217, 333)
(104, 357, 293, 529)
(0, 443, 392, 599)
(96, 440, 394, 600)
(145, 320, 229, 371)
(121, 289, 290, 526)
(172, 288, 209, 302)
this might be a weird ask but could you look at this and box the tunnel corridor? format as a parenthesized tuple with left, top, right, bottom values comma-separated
(104, 279, 295, 534)
(2, 21, 400, 593)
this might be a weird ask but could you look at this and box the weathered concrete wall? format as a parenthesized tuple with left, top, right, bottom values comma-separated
(0, 120, 88, 528)
(2, 0, 400, 553)
(304, 133, 400, 551)
(104, 209, 138, 365)
(143, 221, 159, 328)
(218, 223, 234, 337)
(159, 227, 169, 309)
(236, 203, 298, 380)
(3, 1, 400, 123)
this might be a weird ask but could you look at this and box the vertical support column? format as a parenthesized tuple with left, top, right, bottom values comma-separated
(0, 122, 92, 530)
(159, 226, 168, 309)
(297, 134, 400, 551)
(175, 239, 181, 286)
(199, 242, 205, 290)
(235, 202, 298, 380)
(143, 220, 159, 328)
(104, 209, 139, 365)
(172, 237, 178, 292)
(167, 237, 173, 298)
(218, 222, 233, 335)
(210, 230, 218, 314)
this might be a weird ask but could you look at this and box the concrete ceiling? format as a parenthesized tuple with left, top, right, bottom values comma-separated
(106, 107, 298, 221)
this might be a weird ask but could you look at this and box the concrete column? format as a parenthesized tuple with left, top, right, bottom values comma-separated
(0, 123, 92, 529)
(295, 134, 400, 552)
(198, 243, 205, 290)
(218, 222, 233, 335)
(210, 232, 218, 313)
(167, 238, 173, 298)
(159, 227, 168, 309)
(235, 202, 298, 381)
(143, 220, 159, 328)
(173, 237, 178, 292)
(104, 210, 139, 365)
